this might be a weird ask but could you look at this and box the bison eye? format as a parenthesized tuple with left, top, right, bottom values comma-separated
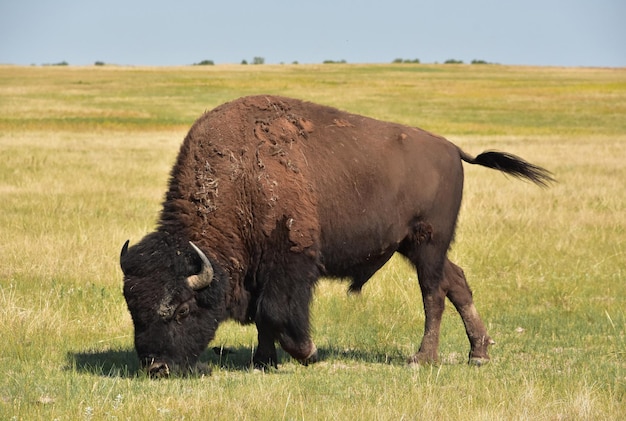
(176, 303, 191, 322)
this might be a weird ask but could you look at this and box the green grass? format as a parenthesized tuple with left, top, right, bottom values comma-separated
(1, 64, 625, 420)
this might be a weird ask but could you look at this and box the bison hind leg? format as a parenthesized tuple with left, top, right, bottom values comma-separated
(399, 220, 450, 365)
(443, 259, 494, 365)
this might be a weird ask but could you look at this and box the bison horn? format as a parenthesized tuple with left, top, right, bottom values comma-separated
(120, 240, 130, 276)
(187, 241, 214, 290)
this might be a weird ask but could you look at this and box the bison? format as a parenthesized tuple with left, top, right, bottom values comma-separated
(120, 95, 553, 377)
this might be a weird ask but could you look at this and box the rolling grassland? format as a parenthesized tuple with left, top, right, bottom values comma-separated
(1, 63, 624, 419)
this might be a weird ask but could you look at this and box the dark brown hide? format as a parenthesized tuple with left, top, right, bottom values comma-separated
(121, 95, 553, 375)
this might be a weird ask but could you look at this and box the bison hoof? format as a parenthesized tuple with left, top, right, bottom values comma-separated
(468, 356, 490, 366)
(468, 336, 495, 366)
(407, 352, 439, 366)
(253, 361, 278, 372)
(147, 362, 170, 379)
(253, 358, 278, 371)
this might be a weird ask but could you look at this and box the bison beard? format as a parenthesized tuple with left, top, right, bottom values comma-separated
(120, 95, 553, 377)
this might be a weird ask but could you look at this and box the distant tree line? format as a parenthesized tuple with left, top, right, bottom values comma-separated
(239, 57, 266, 65)
(194, 60, 214, 66)
(37, 57, 496, 67)
(395, 58, 494, 65)
(393, 58, 421, 64)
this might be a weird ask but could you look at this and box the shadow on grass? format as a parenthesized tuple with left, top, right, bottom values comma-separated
(204, 345, 408, 371)
(66, 346, 259, 377)
(67, 348, 141, 378)
(316, 346, 408, 365)
(67, 345, 409, 378)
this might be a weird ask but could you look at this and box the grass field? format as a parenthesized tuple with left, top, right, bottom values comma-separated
(1, 63, 624, 420)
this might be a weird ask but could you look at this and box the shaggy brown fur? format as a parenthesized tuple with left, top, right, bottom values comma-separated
(121, 95, 553, 376)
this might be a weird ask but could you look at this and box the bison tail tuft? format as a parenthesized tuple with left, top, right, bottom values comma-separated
(460, 149, 555, 187)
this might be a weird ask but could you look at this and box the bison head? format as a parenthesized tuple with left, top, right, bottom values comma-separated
(120, 233, 226, 377)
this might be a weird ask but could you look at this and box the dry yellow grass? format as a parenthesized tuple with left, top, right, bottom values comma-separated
(0, 64, 624, 420)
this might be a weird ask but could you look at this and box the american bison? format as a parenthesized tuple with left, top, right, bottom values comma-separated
(120, 95, 553, 377)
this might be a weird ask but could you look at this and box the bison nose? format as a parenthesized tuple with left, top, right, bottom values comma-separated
(147, 361, 170, 378)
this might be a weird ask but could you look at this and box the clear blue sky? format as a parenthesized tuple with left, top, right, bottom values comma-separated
(1, 0, 624, 67)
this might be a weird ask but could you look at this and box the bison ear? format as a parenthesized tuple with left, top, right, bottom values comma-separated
(187, 242, 214, 290)
(120, 240, 130, 276)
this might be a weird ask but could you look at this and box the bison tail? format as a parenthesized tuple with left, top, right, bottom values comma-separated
(459, 149, 555, 187)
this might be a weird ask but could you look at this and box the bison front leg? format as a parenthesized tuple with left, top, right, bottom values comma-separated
(253, 270, 318, 369)
(444, 259, 495, 365)
(254, 319, 279, 369)
(275, 283, 319, 365)
(253, 314, 318, 369)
